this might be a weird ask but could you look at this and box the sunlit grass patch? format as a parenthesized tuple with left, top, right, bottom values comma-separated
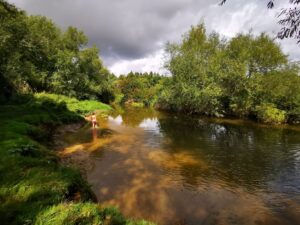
(36, 203, 156, 225)
(129, 102, 145, 108)
(35, 92, 112, 115)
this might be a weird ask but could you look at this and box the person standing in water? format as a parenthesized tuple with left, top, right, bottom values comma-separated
(91, 112, 98, 128)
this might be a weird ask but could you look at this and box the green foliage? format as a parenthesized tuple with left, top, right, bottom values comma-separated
(226, 33, 287, 76)
(0, 1, 29, 100)
(253, 67, 300, 123)
(0, 1, 115, 103)
(116, 72, 165, 107)
(160, 23, 300, 123)
(36, 204, 155, 225)
(100, 207, 126, 225)
(160, 24, 226, 116)
(256, 103, 286, 124)
(35, 203, 103, 225)
(126, 220, 156, 225)
(131, 102, 145, 108)
(62, 27, 88, 52)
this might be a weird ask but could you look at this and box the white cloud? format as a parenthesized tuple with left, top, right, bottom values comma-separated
(110, 50, 168, 75)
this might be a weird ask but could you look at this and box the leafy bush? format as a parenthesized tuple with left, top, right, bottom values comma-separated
(255, 103, 286, 124)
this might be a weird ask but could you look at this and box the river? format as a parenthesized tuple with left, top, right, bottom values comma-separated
(60, 107, 300, 225)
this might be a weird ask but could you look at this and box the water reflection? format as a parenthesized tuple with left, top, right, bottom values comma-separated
(110, 107, 159, 127)
(92, 128, 98, 142)
(60, 108, 300, 225)
(159, 116, 300, 192)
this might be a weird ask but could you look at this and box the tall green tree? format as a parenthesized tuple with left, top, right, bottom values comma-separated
(163, 24, 224, 116)
(25, 15, 62, 91)
(161, 23, 300, 123)
(0, 1, 115, 103)
(0, 1, 29, 100)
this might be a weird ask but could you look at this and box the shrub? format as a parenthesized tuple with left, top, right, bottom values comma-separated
(255, 103, 286, 124)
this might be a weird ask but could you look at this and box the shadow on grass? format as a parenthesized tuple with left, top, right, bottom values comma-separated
(0, 94, 103, 225)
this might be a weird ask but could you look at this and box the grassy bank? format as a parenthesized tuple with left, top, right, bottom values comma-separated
(35, 92, 112, 116)
(0, 93, 154, 225)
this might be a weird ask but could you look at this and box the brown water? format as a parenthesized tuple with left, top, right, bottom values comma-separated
(60, 107, 300, 225)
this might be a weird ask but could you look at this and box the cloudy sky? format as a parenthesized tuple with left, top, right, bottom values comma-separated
(8, 0, 300, 75)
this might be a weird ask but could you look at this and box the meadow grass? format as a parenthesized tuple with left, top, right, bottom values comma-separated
(0, 93, 154, 225)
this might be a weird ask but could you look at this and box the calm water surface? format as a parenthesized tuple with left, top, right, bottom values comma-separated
(61, 108, 300, 225)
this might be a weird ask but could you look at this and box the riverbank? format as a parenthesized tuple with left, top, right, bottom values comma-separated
(0, 93, 154, 225)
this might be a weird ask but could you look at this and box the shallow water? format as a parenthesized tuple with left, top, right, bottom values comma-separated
(61, 108, 300, 225)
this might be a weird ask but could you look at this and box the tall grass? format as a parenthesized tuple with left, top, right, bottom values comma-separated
(35, 92, 112, 115)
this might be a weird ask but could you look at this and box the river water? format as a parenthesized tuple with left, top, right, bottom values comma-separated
(60, 107, 300, 225)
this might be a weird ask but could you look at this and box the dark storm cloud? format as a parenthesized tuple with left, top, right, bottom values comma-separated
(8, 0, 213, 60)
(7, 0, 300, 73)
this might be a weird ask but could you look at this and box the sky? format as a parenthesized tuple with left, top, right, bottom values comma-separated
(8, 0, 300, 75)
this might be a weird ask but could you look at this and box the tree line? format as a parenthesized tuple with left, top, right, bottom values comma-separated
(114, 24, 300, 124)
(158, 24, 300, 124)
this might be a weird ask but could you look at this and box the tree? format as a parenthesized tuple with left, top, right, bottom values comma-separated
(161, 23, 300, 123)
(25, 15, 62, 91)
(0, 0, 115, 103)
(117, 71, 164, 106)
(226, 33, 287, 77)
(163, 24, 225, 116)
(223, 32, 287, 116)
(0, 0, 29, 100)
(220, 0, 300, 43)
(62, 27, 87, 52)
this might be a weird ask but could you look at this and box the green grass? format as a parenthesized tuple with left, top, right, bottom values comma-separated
(0, 93, 155, 225)
(35, 92, 112, 115)
(36, 203, 155, 225)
